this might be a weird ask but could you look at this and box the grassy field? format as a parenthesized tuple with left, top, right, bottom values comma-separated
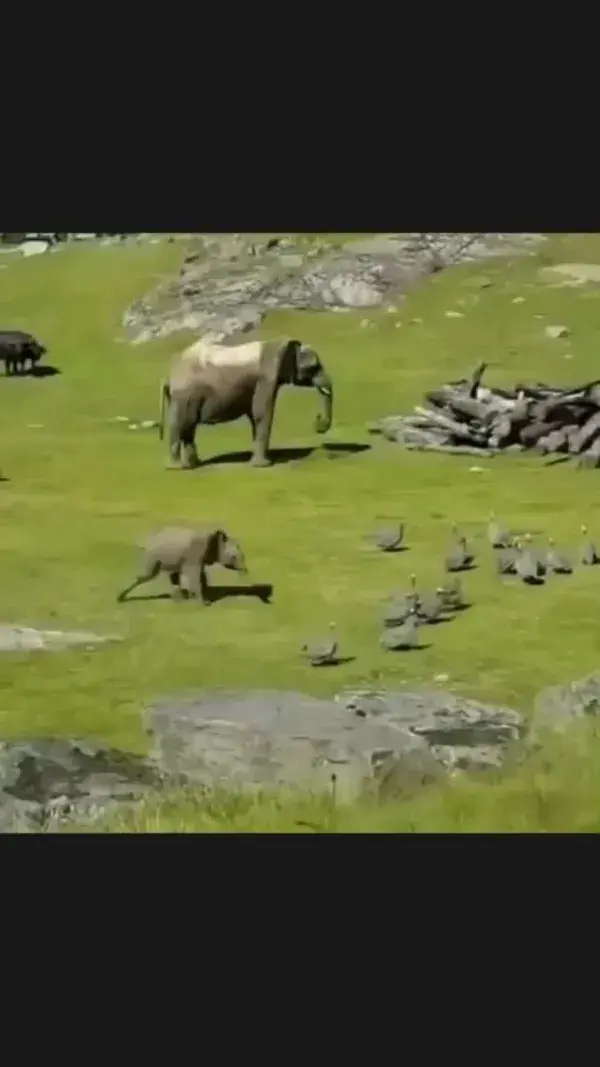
(2, 233, 600, 831)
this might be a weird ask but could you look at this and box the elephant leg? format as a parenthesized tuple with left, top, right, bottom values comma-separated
(117, 561, 161, 602)
(168, 572, 186, 601)
(246, 414, 256, 442)
(167, 404, 183, 466)
(250, 382, 276, 467)
(180, 563, 209, 604)
(180, 410, 201, 470)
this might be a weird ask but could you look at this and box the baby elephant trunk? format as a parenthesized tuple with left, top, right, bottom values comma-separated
(313, 372, 333, 434)
(220, 537, 248, 575)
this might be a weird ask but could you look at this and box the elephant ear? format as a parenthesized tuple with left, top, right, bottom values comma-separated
(276, 340, 302, 385)
(205, 529, 228, 565)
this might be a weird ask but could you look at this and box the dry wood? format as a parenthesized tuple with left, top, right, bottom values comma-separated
(371, 363, 600, 469)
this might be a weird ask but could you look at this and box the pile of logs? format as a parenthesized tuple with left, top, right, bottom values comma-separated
(369, 363, 600, 467)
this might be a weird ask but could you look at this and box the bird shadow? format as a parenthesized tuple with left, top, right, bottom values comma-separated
(446, 563, 477, 573)
(201, 442, 370, 468)
(377, 544, 409, 554)
(308, 655, 357, 668)
(384, 644, 432, 653)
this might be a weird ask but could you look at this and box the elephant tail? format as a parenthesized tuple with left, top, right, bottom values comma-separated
(158, 379, 171, 440)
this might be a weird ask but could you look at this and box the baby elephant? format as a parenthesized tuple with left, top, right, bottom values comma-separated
(117, 526, 247, 604)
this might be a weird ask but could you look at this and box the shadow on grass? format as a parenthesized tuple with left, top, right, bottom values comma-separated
(306, 655, 357, 667)
(123, 583, 274, 604)
(5, 365, 61, 379)
(208, 583, 273, 604)
(31, 365, 61, 378)
(387, 643, 433, 652)
(201, 442, 371, 467)
(544, 455, 572, 467)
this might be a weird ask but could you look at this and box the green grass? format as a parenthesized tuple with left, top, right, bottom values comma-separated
(3, 233, 600, 830)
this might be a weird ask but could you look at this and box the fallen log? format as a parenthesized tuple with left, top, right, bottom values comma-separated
(370, 363, 600, 468)
(568, 410, 600, 454)
(577, 435, 600, 468)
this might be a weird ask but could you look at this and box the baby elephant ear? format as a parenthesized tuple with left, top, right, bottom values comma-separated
(206, 528, 228, 564)
(277, 339, 302, 384)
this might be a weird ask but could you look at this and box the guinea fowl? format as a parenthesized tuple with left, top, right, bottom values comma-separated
(439, 576, 467, 611)
(382, 575, 420, 628)
(487, 511, 512, 549)
(514, 538, 544, 585)
(372, 524, 405, 552)
(523, 533, 547, 577)
(580, 525, 600, 566)
(545, 537, 573, 575)
(302, 623, 339, 666)
(417, 587, 447, 624)
(496, 547, 518, 575)
(380, 609, 421, 651)
(445, 525, 475, 572)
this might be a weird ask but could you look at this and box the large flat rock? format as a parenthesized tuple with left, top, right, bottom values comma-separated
(145, 687, 524, 802)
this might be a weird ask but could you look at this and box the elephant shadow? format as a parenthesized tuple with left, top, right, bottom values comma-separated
(201, 442, 371, 467)
(207, 582, 274, 604)
(125, 582, 274, 604)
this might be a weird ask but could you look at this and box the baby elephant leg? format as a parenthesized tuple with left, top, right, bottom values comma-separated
(168, 572, 187, 601)
(117, 560, 161, 602)
(180, 563, 210, 604)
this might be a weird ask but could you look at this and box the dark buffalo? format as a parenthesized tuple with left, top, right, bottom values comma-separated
(0, 330, 47, 375)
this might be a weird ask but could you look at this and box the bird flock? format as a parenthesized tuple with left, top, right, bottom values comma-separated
(301, 516, 600, 666)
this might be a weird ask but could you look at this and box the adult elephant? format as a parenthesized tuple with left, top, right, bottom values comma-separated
(0, 330, 46, 375)
(158, 337, 334, 468)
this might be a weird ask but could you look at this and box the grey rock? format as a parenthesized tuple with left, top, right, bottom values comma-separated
(145, 687, 524, 801)
(20, 240, 50, 257)
(0, 738, 160, 832)
(545, 324, 570, 339)
(0, 625, 122, 654)
(533, 673, 600, 732)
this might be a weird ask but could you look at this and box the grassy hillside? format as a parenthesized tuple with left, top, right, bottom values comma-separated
(2, 233, 600, 831)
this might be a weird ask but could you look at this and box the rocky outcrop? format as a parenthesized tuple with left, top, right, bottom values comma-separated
(0, 739, 158, 831)
(122, 232, 547, 345)
(0, 685, 525, 830)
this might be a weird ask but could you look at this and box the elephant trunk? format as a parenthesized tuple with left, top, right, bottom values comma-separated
(158, 380, 170, 440)
(314, 373, 333, 434)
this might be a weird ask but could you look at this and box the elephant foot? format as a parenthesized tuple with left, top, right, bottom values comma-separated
(250, 455, 273, 468)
